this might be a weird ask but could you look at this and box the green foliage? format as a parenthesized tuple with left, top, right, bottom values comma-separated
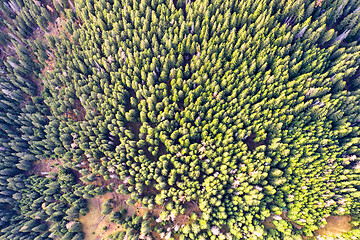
(37, 0, 360, 238)
(101, 199, 113, 215)
(1, 0, 360, 239)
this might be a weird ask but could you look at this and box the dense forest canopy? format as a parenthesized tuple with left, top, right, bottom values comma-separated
(1, 0, 360, 239)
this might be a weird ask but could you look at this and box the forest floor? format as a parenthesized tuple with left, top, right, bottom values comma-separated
(263, 213, 353, 239)
(79, 191, 131, 240)
(314, 215, 353, 238)
(78, 180, 201, 240)
(78, 188, 167, 240)
(30, 158, 63, 176)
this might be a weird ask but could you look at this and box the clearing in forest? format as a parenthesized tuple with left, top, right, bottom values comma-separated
(79, 191, 132, 240)
(314, 215, 353, 238)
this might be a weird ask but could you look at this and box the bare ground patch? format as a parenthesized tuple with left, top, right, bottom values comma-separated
(263, 214, 352, 239)
(314, 215, 352, 238)
(79, 191, 132, 240)
(29, 158, 63, 176)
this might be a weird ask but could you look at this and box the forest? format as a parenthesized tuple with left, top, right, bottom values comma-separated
(1, 0, 360, 239)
